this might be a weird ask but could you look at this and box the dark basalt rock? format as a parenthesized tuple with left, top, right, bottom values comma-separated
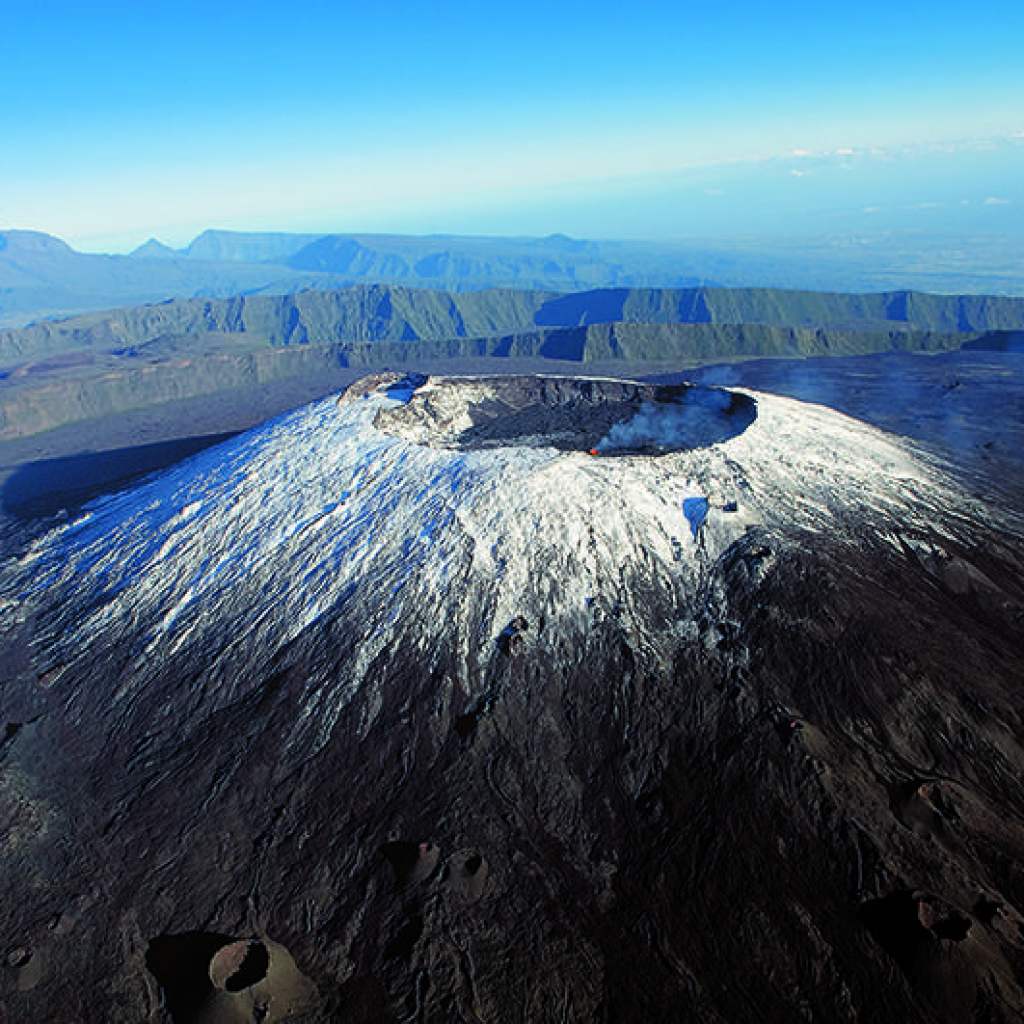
(2, 380, 1024, 1022)
(2, 530, 1022, 1022)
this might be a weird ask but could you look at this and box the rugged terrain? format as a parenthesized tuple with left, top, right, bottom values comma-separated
(8, 282, 1024, 365)
(7, 227, 1024, 328)
(2, 373, 1023, 1022)
(4, 281, 1024, 444)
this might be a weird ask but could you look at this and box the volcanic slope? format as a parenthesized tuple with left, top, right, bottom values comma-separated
(2, 375, 1024, 1022)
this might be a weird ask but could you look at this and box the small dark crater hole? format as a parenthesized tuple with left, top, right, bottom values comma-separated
(221, 940, 269, 992)
(145, 931, 235, 1022)
(464, 854, 483, 875)
(381, 841, 420, 877)
(859, 893, 933, 973)
(933, 912, 972, 942)
(5, 946, 32, 968)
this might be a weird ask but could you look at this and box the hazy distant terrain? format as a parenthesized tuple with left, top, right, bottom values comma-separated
(0, 228, 709, 327)
(5, 226, 1024, 329)
(0, 230, 354, 326)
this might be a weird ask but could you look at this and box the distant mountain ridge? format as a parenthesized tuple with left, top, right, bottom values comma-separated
(0, 229, 75, 256)
(127, 238, 179, 260)
(134, 229, 611, 266)
(131, 229, 1024, 299)
(0, 228, 353, 328)
(3, 280, 1024, 442)
(141, 229, 714, 293)
(0, 227, 713, 328)
(180, 230, 324, 263)
(5, 282, 1024, 367)
(6, 226, 1024, 330)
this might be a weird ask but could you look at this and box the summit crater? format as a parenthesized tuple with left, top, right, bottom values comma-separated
(372, 374, 758, 453)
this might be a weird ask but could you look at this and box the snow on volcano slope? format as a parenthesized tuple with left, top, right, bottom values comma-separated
(2, 374, 1005, 735)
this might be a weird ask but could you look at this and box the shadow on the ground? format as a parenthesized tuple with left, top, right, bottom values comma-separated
(1, 432, 238, 519)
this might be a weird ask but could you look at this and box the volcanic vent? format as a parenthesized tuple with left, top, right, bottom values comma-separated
(371, 374, 757, 453)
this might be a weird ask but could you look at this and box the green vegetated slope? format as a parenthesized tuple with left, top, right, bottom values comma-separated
(5, 284, 1024, 366)
(4, 284, 1023, 442)
(340, 321, 979, 365)
(536, 287, 1024, 332)
(0, 287, 553, 365)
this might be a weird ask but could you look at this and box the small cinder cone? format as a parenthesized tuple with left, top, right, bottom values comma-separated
(194, 937, 317, 1024)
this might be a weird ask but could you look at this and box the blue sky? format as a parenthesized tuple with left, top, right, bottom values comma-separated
(1, 0, 1022, 250)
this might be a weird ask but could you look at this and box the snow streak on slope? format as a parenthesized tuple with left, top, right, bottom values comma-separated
(3, 376, 993, 744)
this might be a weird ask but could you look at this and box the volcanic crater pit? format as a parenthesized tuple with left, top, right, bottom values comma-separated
(372, 374, 757, 454)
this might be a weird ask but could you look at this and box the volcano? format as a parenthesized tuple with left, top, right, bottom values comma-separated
(2, 373, 1024, 1023)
